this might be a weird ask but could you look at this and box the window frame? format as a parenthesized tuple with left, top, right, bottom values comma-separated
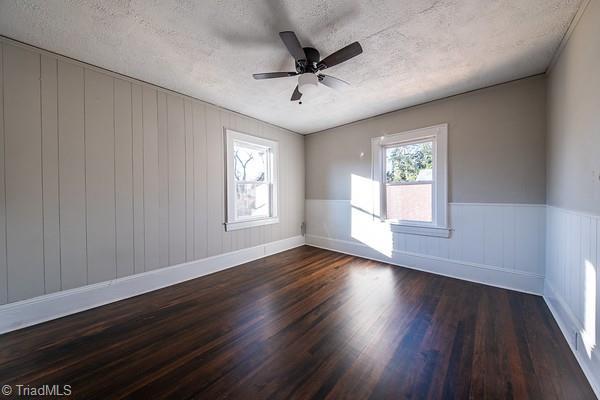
(371, 124, 449, 238)
(225, 129, 279, 231)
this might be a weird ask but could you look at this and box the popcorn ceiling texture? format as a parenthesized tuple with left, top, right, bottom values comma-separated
(0, 0, 581, 134)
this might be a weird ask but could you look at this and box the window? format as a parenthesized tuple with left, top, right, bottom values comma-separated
(372, 124, 449, 237)
(225, 129, 278, 231)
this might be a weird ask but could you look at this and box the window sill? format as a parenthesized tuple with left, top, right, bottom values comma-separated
(389, 223, 451, 238)
(225, 217, 279, 231)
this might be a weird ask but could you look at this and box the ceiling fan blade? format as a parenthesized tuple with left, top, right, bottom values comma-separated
(279, 31, 306, 61)
(318, 42, 363, 70)
(253, 72, 297, 79)
(319, 74, 350, 90)
(291, 85, 302, 101)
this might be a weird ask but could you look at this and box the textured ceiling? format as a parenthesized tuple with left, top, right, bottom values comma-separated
(0, 0, 581, 134)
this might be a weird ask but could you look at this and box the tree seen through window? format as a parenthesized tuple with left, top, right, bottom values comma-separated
(385, 141, 433, 183)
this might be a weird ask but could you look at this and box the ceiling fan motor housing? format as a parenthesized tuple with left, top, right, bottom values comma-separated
(296, 47, 320, 73)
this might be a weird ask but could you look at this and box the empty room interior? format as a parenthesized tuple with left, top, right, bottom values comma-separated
(0, 0, 599, 398)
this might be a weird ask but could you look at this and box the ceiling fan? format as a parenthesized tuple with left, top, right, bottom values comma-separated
(253, 31, 363, 102)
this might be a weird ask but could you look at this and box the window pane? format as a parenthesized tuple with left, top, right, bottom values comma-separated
(236, 183, 270, 218)
(385, 141, 433, 183)
(234, 142, 267, 182)
(386, 183, 432, 222)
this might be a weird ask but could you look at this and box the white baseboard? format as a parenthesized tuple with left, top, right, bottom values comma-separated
(544, 282, 600, 398)
(0, 235, 305, 334)
(306, 234, 544, 295)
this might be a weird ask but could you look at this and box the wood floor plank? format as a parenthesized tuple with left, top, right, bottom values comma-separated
(0, 246, 594, 399)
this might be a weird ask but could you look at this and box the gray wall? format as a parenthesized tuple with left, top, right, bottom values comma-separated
(0, 39, 305, 304)
(544, 0, 600, 391)
(305, 75, 547, 204)
(547, 0, 600, 216)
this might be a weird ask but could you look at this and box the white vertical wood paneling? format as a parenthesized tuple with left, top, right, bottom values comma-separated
(0, 40, 303, 304)
(537, 208, 546, 275)
(184, 100, 194, 261)
(0, 43, 6, 304)
(483, 205, 504, 268)
(596, 218, 599, 340)
(436, 228, 450, 259)
(581, 215, 592, 323)
(546, 206, 600, 342)
(515, 206, 541, 275)
(84, 69, 116, 284)
(422, 236, 438, 257)
(279, 129, 288, 242)
(393, 233, 406, 252)
(287, 127, 298, 238)
(157, 91, 169, 267)
(405, 234, 420, 254)
(460, 204, 484, 264)
(167, 95, 186, 265)
(4, 45, 44, 302)
(220, 110, 232, 254)
(502, 205, 516, 270)
(281, 125, 289, 243)
(57, 60, 87, 290)
(566, 214, 579, 316)
(142, 87, 159, 271)
(291, 132, 304, 238)
(40, 55, 61, 294)
(573, 214, 583, 321)
(205, 105, 222, 257)
(306, 200, 545, 277)
(571, 212, 581, 322)
(192, 102, 207, 260)
(557, 209, 568, 297)
(546, 209, 556, 289)
(114, 78, 134, 278)
(131, 84, 145, 274)
(448, 205, 462, 261)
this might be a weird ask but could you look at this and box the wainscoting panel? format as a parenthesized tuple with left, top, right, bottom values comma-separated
(306, 200, 545, 293)
(544, 206, 600, 396)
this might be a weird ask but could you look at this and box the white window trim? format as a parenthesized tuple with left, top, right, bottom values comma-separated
(371, 124, 450, 238)
(225, 129, 279, 231)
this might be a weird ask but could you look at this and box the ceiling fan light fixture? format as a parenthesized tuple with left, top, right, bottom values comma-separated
(298, 73, 319, 95)
(253, 31, 362, 102)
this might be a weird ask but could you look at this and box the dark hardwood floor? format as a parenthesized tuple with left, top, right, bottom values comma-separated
(0, 246, 594, 399)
